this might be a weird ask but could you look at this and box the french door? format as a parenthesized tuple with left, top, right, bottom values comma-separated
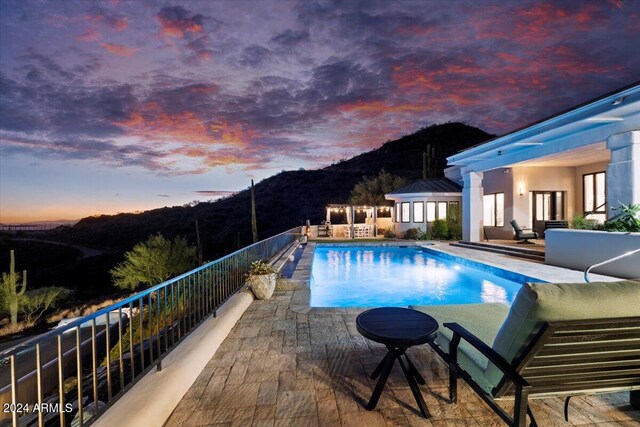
(530, 191, 564, 233)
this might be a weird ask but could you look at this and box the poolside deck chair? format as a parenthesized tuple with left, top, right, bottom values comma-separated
(510, 219, 539, 244)
(542, 220, 568, 238)
(411, 279, 640, 427)
(317, 223, 330, 237)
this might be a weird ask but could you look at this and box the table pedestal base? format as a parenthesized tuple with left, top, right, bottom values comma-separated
(365, 345, 430, 418)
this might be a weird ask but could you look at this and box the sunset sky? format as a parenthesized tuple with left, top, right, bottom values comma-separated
(1, 0, 639, 223)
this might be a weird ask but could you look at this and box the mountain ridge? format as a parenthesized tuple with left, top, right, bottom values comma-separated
(49, 122, 494, 259)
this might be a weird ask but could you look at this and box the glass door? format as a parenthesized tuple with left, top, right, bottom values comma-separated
(531, 191, 564, 235)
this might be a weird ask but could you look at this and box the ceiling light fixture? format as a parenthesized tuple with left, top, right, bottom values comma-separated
(612, 96, 625, 105)
(584, 117, 624, 123)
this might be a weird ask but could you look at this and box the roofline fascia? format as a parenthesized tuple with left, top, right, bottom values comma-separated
(385, 192, 462, 199)
(447, 82, 640, 165)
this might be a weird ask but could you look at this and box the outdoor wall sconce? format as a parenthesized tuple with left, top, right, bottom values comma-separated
(518, 182, 525, 196)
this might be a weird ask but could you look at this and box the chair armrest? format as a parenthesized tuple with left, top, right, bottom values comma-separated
(444, 322, 530, 388)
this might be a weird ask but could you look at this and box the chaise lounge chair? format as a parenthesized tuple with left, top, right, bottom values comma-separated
(411, 279, 640, 426)
(510, 219, 539, 244)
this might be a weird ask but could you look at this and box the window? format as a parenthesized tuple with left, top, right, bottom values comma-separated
(584, 172, 606, 213)
(401, 202, 410, 223)
(426, 202, 436, 222)
(483, 193, 504, 227)
(395, 203, 400, 222)
(437, 202, 448, 220)
(528, 192, 533, 229)
(496, 193, 504, 226)
(583, 172, 606, 222)
(413, 202, 424, 223)
(532, 191, 564, 221)
(555, 192, 564, 220)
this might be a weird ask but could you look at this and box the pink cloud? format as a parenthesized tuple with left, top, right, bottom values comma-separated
(77, 28, 102, 42)
(101, 43, 135, 57)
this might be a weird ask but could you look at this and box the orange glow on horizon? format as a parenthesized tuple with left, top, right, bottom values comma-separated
(0, 200, 192, 224)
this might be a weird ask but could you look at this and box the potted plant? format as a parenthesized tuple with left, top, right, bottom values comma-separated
(246, 260, 278, 299)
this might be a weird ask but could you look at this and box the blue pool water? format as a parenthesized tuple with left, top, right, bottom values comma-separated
(310, 245, 543, 307)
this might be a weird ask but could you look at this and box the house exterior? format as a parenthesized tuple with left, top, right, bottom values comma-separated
(385, 178, 462, 237)
(444, 82, 640, 242)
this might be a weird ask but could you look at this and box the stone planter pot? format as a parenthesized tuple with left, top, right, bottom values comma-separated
(247, 273, 277, 299)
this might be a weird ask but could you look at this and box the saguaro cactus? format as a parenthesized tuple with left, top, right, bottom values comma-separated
(423, 144, 437, 179)
(195, 220, 203, 265)
(1, 250, 27, 324)
(251, 179, 258, 243)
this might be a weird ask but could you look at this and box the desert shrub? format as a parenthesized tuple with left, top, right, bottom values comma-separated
(448, 223, 462, 240)
(0, 322, 28, 337)
(19, 287, 71, 325)
(110, 234, 197, 290)
(446, 204, 462, 240)
(403, 228, 431, 240)
(403, 228, 422, 240)
(603, 203, 640, 232)
(382, 229, 395, 238)
(571, 214, 601, 230)
(349, 170, 407, 206)
(105, 291, 170, 366)
(431, 219, 449, 239)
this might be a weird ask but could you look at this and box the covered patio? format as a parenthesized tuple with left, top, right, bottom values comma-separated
(446, 83, 640, 243)
(313, 204, 393, 239)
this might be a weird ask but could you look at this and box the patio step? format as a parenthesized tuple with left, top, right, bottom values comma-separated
(450, 241, 545, 262)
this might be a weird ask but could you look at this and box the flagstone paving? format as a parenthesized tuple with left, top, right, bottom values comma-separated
(165, 291, 640, 427)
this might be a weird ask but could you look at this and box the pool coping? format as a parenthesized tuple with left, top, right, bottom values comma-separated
(289, 241, 620, 314)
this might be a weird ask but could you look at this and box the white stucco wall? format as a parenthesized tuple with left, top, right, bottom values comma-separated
(545, 229, 640, 279)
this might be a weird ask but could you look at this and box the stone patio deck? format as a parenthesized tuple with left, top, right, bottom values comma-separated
(165, 290, 640, 426)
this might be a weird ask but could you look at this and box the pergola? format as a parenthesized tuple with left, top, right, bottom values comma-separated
(325, 204, 392, 238)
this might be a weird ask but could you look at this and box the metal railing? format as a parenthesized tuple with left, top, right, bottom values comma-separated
(584, 247, 640, 282)
(0, 227, 301, 426)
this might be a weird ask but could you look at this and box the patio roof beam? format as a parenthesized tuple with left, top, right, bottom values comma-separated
(460, 112, 640, 174)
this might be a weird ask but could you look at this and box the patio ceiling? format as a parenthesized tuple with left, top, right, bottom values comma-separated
(511, 141, 610, 167)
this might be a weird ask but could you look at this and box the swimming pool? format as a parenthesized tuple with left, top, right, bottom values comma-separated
(310, 245, 543, 307)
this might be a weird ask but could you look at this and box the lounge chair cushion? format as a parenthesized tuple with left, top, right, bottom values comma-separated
(410, 303, 510, 392)
(486, 279, 640, 392)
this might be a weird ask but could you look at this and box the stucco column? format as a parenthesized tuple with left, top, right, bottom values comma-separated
(606, 131, 640, 217)
(463, 171, 484, 241)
